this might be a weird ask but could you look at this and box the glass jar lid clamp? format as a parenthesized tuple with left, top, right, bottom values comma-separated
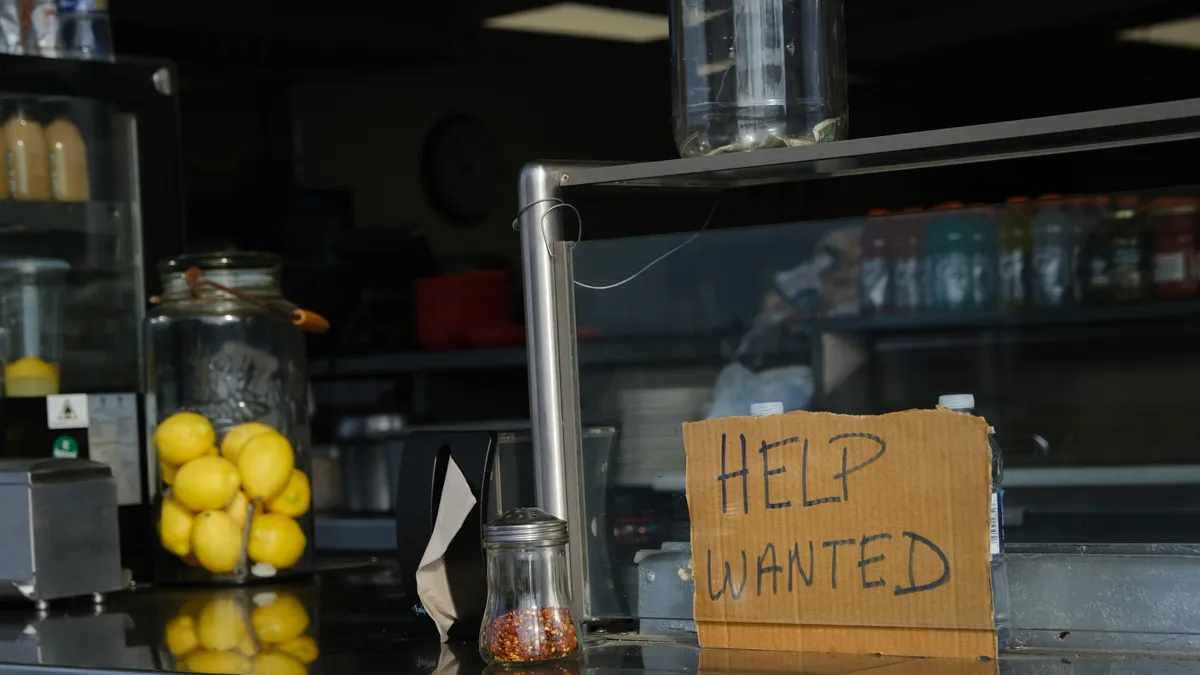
(483, 508, 569, 546)
(152, 261, 330, 334)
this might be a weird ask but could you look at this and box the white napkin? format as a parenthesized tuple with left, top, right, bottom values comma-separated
(416, 457, 478, 642)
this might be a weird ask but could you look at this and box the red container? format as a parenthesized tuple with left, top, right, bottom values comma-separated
(1148, 197, 1198, 300)
(417, 270, 512, 350)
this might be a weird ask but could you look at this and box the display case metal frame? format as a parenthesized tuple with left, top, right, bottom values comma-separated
(516, 97, 1200, 627)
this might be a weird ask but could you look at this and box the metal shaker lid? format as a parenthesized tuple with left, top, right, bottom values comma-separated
(483, 508, 568, 545)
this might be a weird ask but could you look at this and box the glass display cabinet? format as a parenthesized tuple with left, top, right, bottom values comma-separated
(517, 98, 1200, 652)
(0, 54, 184, 579)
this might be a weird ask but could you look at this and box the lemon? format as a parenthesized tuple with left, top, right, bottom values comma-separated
(226, 491, 252, 527)
(251, 652, 305, 675)
(160, 497, 195, 557)
(161, 461, 178, 485)
(157, 412, 216, 466)
(191, 510, 243, 574)
(247, 514, 306, 569)
(238, 434, 294, 501)
(236, 635, 258, 657)
(166, 615, 200, 656)
(197, 598, 247, 651)
(221, 423, 277, 465)
(250, 594, 309, 644)
(174, 456, 242, 511)
(185, 650, 251, 675)
(273, 635, 318, 664)
(207, 446, 220, 456)
(5, 356, 59, 397)
(264, 470, 310, 518)
(178, 597, 209, 618)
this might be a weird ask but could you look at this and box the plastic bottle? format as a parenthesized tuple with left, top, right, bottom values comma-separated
(925, 203, 973, 313)
(967, 207, 998, 311)
(1080, 196, 1114, 305)
(1108, 195, 1149, 304)
(891, 208, 925, 314)
(939, 393, 1011, 648)
(997, 197, 1033, 310)
(58, 0, 113, 61)
(1065, 196, 1099, 304)
(1147, 196, 1198, 300)
(1031, 194, 1073, 308)
(860, 209, 891, 315)
(45, 115, 90, 202)
(5, 104, 52, 201)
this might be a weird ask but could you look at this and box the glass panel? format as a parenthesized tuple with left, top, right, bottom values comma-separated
(573, 187, 1200, 620)
(0, 92, 141, 394)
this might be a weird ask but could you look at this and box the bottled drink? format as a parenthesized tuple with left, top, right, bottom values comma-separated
(860, 209, 891, 315)
(1080, 196, 1114, 305)
(891, 208, 925, 314)
(1108, 195, 1149, 304)
(58, 0, 113, 61)
(967, 207, 998, 310)
(997, 197, 1033, 311)
(925, 203, 973, 313)
(1065, 196, 1099, 304)
(1147, 197, 1199, 300)
(939, 393, 1011, 648)
(1031, 195, 1073, 308)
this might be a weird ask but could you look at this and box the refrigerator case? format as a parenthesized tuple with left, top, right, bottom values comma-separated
(0, 54, 184, 581)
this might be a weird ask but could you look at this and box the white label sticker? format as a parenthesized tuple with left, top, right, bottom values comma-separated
(88, 394, 142, 506)
(989, 492, 1001, 556)
(46, 394, 89, 429)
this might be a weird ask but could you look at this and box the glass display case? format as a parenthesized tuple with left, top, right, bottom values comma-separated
(0, 53, 184, 580)
(515, 98, 1200, 648)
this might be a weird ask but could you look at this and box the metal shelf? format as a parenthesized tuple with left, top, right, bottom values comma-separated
(561, 98, 1200, 190)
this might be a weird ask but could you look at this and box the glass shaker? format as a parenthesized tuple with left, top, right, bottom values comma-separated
(0, 258, 68, 397)
(147, 252, 328, 583)
(670, 0, 848, 158)
(479, 509, 581, 666)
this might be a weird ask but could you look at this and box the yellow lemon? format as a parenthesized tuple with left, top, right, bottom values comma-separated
(247, 514, 305, 569)
(251, 652, 305, 675)
(165, 615, 200, 656)
(207, 446, 220, 456)
(191, 510, 243, 574)
(221, 423, 277, 465)
(197, 598, 247, 651)
(174, 456, 242, 511)
(5, 356, 58, 397)
(238, 434, 294, 502)
(185, 650, 251, 675)
(250, 594, 309, 644)
(162, 461, 178, 485)
(264, 470, 310, 518)
(226, 491, 252, 527)
(159, 497, 195, 557)
(273, 635, 317, 664)
(156, 412, 216, 466)
(236, 635, 258, 657)
(178, 597, 209, 618)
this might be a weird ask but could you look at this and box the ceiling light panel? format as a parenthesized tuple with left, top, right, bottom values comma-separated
(485, 2, 670, 44)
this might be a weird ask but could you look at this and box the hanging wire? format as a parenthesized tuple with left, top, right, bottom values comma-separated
(512, 193, 722, 291)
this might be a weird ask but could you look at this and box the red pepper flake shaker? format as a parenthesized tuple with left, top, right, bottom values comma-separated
(479, 508, 581, 665)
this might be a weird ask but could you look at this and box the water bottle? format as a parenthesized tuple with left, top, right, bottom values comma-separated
(939, 393, 1011, 648)
(58, 0, 113, 61)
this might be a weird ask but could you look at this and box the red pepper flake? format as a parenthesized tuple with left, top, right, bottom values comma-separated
(485, 607, 579, 663)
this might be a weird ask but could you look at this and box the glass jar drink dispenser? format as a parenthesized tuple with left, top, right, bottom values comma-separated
(670, 0, 848, 158)
(0, 258, 68, 397)
(147, 252, 328, 583)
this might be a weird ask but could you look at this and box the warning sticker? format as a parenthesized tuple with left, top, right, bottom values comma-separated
(47, 394, 89, 429)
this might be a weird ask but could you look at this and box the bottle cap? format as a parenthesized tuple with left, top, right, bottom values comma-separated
(938, 394, 975, 411)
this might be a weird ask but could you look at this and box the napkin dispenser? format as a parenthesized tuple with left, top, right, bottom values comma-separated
(0, 458, 123, 606)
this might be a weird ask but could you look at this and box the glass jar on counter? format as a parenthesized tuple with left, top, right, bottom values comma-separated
(158, 585, 320, 674)
(147, 252, 328, 583)
(480, 509, 581, 666)
(669, 0, 848, 158)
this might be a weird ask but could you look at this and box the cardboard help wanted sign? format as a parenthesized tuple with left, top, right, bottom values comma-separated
(682, 409, 997, 660)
